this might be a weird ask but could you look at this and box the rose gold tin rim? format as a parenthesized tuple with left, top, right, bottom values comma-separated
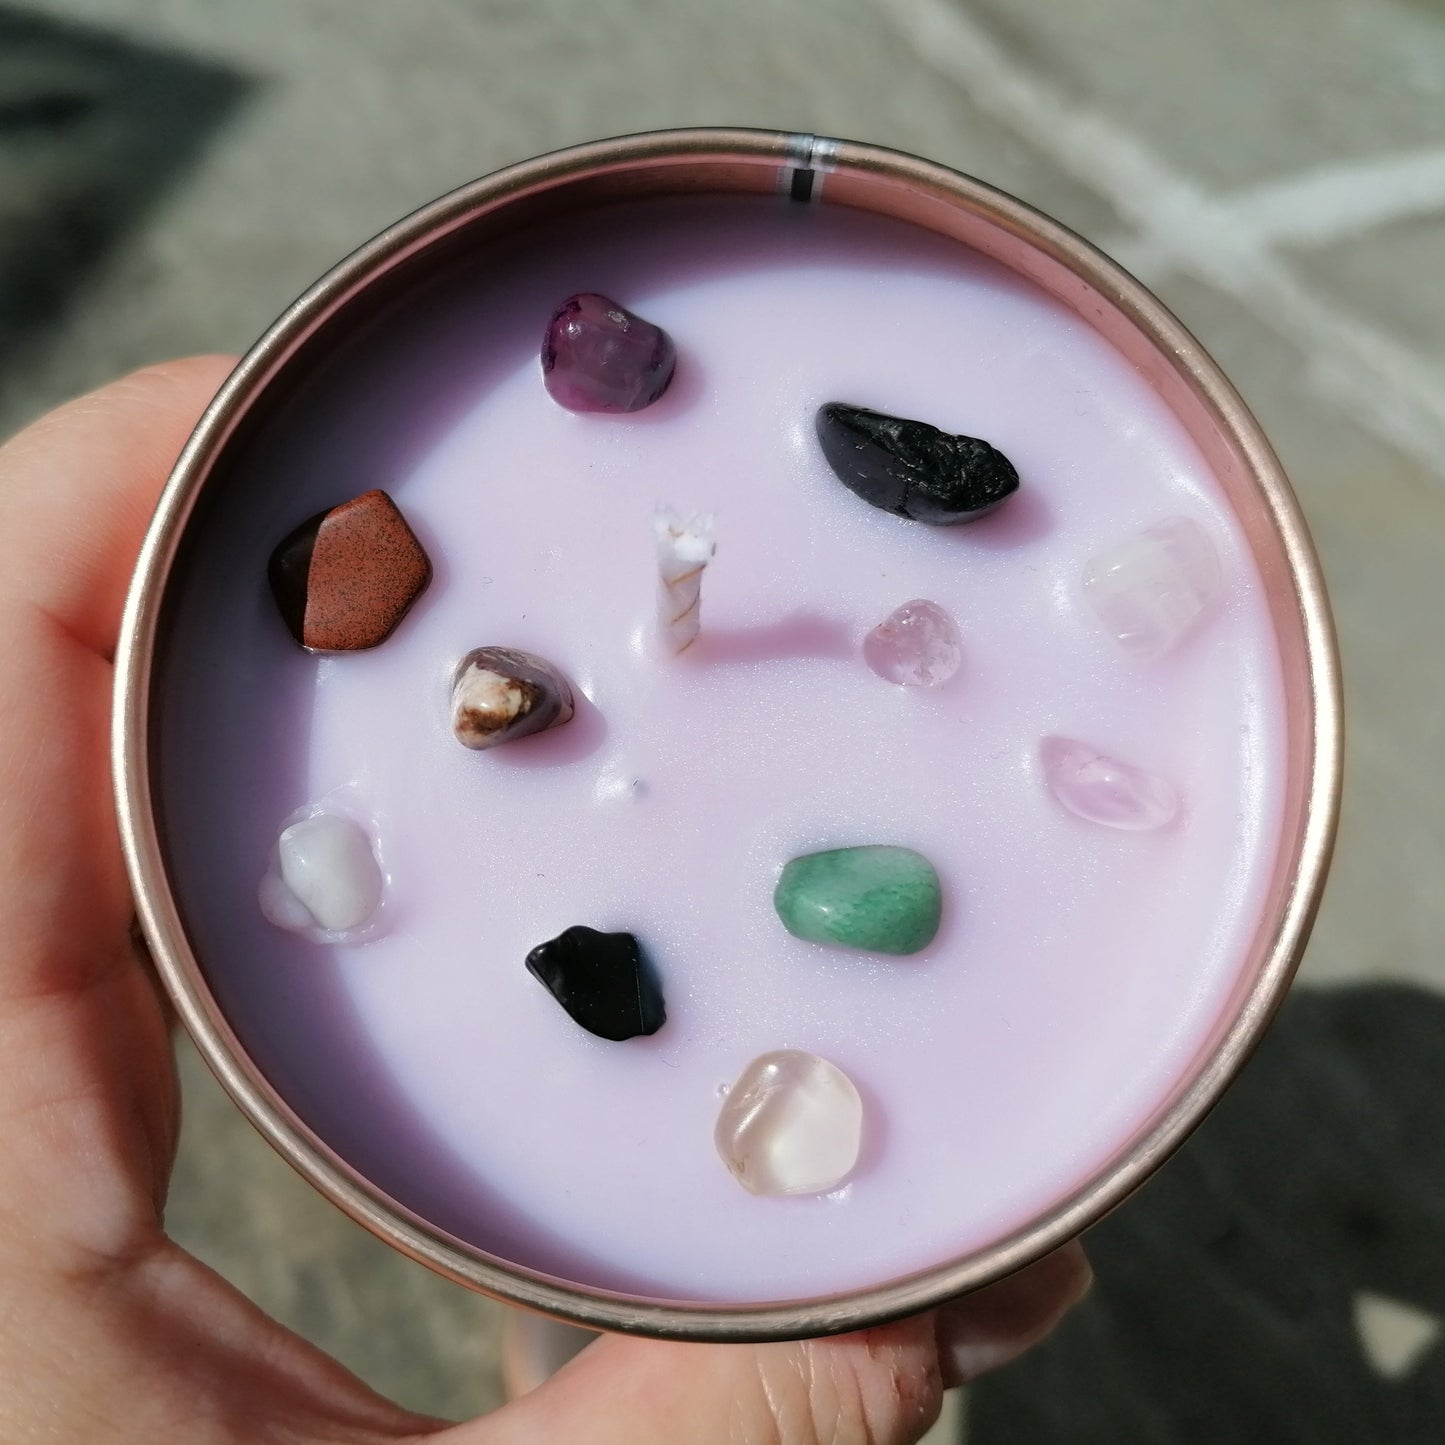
(114, 127, 1341, 1343)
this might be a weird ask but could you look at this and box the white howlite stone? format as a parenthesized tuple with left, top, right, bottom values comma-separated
(257, 870, 316, 932)
(715, 1050, 864, 1197)
(1040, 736, 1179, 831)
(1082, 517, 1220, 658)
(260, 812, 383, 936)
(863, 598, 962, 686)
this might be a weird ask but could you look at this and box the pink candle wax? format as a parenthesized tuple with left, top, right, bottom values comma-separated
(157, 197, 1286, 1302)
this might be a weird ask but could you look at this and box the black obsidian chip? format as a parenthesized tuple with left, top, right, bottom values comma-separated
(815, 403, 1019, 525)
(525, 926, 665, 1042)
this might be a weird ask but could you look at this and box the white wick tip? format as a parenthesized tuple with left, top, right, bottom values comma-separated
(654, 508, 716, 566)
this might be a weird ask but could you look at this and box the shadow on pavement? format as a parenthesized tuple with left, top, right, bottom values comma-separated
(970, 984, 1445, 1444)
(0, 5, 250, 392)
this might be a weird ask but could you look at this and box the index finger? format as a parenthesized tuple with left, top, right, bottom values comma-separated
(0, 356, 236, 657)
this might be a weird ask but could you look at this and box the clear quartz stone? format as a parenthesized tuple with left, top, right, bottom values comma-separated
(260, 812, 383, 936)
(715, 1050, 864, 1196)
(862, 599, 962, 686)
(1040, 736, 1179, 831)
(1081, 517, 1220, 658)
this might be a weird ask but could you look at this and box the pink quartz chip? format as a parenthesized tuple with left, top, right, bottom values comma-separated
(1040, 736, 1179, 831)
(862, 599, 962, 686)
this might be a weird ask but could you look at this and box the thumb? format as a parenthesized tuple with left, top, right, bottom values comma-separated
(458, 1243, 1090, 1445)
(517, 1316, 943, 1445)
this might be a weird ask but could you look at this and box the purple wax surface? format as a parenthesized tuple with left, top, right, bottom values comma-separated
(156, 198, 1286, 1302)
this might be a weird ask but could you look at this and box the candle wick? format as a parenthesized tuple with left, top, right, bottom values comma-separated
(654, 507, 715, 655)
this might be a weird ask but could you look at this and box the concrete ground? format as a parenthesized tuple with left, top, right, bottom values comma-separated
(1, 1, 1442, 1439)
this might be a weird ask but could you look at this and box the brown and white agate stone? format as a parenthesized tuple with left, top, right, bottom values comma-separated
(451, 647, 575, 750)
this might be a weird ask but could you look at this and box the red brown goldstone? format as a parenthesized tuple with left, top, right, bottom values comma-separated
(269, 490, 431, 652)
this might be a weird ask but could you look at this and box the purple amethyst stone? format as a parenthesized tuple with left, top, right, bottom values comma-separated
(541, 292, 677, 413)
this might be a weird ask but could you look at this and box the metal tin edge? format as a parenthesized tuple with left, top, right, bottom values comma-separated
(113, 126, 1343, 1342)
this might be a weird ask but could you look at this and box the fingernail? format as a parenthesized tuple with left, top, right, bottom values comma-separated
(936, 1244, 1093, 1386)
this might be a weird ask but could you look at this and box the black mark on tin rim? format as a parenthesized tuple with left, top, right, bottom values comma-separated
(781, 132, 840, 205)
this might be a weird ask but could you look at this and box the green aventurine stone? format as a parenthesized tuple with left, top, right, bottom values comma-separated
(773, 846, 942, 955)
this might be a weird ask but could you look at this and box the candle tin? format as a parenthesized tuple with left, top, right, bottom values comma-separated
(113, 128, 1341, 1343)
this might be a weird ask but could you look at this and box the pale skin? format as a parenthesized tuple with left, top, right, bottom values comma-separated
(0, 357, 1091, 1444)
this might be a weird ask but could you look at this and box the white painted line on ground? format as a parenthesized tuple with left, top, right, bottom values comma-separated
(875, 0, 1445, 480)
(920, 1387, 965, 1444)
(1227, 147, 1445, 250)
(1353, 1291, 1442, 1380)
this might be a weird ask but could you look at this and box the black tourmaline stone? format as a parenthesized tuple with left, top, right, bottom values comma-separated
(525, 926, 665, 1041)
(815, 403, 1019, 524)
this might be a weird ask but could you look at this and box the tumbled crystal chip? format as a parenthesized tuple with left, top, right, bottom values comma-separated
(774, 845, 942, 955)
(863, 599, 962, 686)
(541, 292, 677, 413)
(259, 812, 383, 936)
(268, 489, 432, 652)
(1082, 517, 1220, 658)
(715, 1050, 864, 1196)
(815, 403, 1018, 524)
(525, 926, 665, 1041)
(451, 647, 575, 750)
(1040, 736, 1179, 831)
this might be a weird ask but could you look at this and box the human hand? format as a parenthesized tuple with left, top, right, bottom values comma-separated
(0, 358, 1090, 1444)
